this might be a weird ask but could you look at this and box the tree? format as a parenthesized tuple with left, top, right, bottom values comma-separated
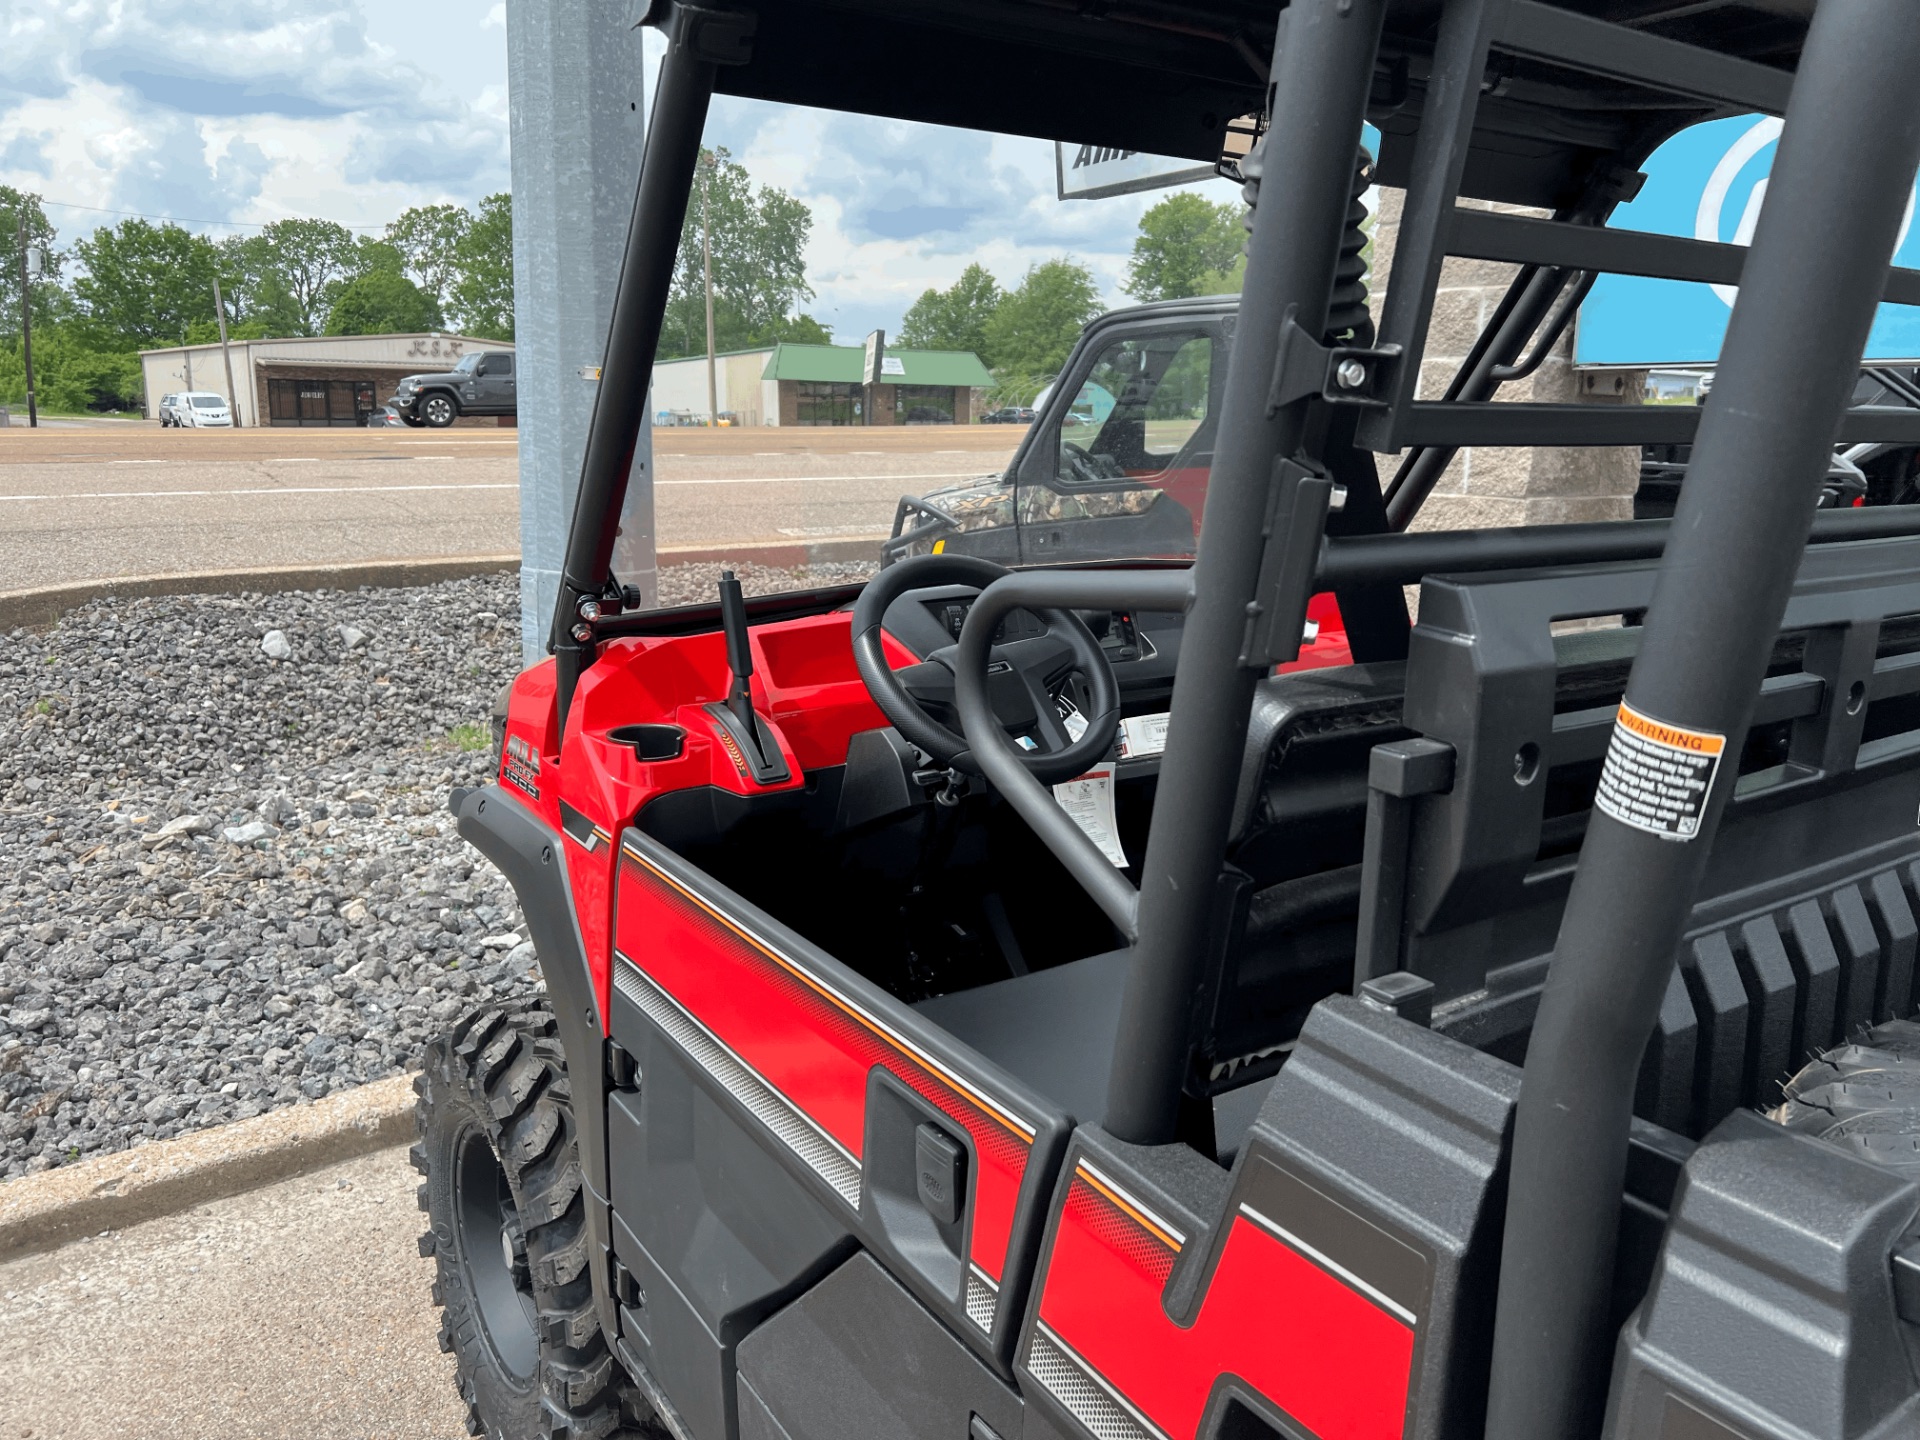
(660, 148, 816, 359)
(0, 187, 62, 337)
(898, 263, 1002, 356)
(449, 193, 513, 339)
(214, 234, 303, 336)
(254, 217, 359, 335)
(1124, 193, 1245, 302)
(0, 326, 143, 413)
(353, 236, 407, 277)
(325, 270, 443, 335)
(73, 219, 221, 346)
(1192, 252, 1248, 297)
(385, 203, 472, 311)
(982, 259, 1103, 375)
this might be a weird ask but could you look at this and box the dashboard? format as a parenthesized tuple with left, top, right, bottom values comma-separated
(879, 583, 1184, 767)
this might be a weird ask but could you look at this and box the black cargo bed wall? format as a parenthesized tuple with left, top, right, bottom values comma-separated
(1365, 539, 1920, 1137)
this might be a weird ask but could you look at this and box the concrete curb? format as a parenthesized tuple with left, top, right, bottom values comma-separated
(656, 535, 886, 569)
(0, 1073, 417, 1260)
(0, 555, 522, 630)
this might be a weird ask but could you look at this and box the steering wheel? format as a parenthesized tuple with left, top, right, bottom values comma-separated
(1060, 439, 1106, 486)
(851, 553, 1120, 785)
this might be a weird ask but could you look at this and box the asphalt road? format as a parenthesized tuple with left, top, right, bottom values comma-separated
(0, 1146, 465, 1440)
(0, 426, 1021, 593)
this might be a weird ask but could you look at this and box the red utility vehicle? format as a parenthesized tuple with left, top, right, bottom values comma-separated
(412, 3, 1920, 1439)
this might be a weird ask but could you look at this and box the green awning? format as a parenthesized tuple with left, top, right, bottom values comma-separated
(760, 343, 994, 387)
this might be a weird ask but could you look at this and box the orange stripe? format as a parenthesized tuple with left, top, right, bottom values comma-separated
(1077, 1162, 1184, 1253)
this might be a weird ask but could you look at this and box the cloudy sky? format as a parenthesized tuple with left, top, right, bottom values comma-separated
(0, 2, 1232, 339)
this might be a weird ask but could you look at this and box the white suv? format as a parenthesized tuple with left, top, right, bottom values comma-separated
(174, 392, 233, 428)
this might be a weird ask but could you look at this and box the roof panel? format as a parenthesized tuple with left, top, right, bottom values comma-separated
(761, 344, 995, 387)
(694, 0, 1810, 208)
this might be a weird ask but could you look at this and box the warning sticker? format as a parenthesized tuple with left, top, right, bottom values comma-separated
(1052, 765, 1128, 868)
(1594, 701, 1726, 842)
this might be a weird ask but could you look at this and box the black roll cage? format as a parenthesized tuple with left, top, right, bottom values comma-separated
(547, 2, 1920, 1436)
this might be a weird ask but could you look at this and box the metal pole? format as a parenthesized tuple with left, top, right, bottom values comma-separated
(1102, 0, 1389, 1145)
(16, 219, 36, 429)
(1483, 5, 1920, 1436)
(506, 0, 653, 663)
(702, 154, 718, 426)
(551, 9, 743, 732)
(213, 277, 241, 427)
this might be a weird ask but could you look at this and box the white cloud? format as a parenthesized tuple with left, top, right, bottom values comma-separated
(706, 93, 1238, 341)
(2, 6, 1236, 343)
(0, 0, 511, 248)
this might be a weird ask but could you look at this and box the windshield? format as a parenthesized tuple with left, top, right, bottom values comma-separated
(453, 353, 481, 373)
(620, 93, 1252, 612)
(189, 394, 225, 408)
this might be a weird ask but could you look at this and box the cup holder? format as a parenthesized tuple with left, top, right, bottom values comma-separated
(608, 723, 686, 762)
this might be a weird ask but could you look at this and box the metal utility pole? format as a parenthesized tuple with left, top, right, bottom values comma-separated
(701, 150, 718, 426)
(213, 276, 241, 427)
(15, 217, 37, 428)
(505, 0, 654, 663)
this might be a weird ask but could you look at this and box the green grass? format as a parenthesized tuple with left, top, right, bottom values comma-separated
(449, 722, 491, 753)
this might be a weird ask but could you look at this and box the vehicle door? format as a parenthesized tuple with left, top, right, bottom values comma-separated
(1014, 318, 1229, 566)
(478, 353, 514, 412)
(455, 355, 484, 409)
(606, 835, 1075, 1440)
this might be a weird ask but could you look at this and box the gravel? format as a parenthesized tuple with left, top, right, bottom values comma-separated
(0, 575, 530, 1179)
(0, 559, 854, 1180)
(654, 558, 877, 608)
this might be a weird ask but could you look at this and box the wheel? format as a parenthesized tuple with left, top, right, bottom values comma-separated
(414, 1003, 659, 1439)
(1774, 1016, 1920, 1179)
(422, 392, 460, 428)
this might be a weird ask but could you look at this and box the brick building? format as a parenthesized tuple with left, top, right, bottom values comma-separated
(650, 342, 994, 426)
(138, 333, 513, 428)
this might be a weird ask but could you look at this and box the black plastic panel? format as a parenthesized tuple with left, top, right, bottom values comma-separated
(734, 1252, 1024, 1440)
(606, 996, 854, 1440)
(1605, 1112, 1920, 1439)
(1364, 542, 1920, 1136)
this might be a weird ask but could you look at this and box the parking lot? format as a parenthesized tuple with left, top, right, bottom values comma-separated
(0, 425, 1022, 593)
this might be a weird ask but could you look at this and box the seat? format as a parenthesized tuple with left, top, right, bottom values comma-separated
(914, 949, 1132, 1125)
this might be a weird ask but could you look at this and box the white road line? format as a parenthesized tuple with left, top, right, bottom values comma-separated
(0, 471, 985, 503)
(270, 458, 320, 463)
(0, 483, 519, 502)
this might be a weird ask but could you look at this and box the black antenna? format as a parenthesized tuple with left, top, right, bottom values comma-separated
(717, 570, 760, 756)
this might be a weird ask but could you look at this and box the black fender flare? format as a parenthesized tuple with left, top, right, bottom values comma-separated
(452, 783, 618, 1339)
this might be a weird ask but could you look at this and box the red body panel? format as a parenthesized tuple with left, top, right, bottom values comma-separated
(615, 846, 1037, 1289)
(528, 612, 905, 1027)
(1034, 1163, 1415, 1440)
(1283, 591, 1356, 672)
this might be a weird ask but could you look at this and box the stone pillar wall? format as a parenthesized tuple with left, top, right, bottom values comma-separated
(1367, 188, 1647, 531)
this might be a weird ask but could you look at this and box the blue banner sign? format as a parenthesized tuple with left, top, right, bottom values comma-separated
(1574, 114, 1920, 367)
